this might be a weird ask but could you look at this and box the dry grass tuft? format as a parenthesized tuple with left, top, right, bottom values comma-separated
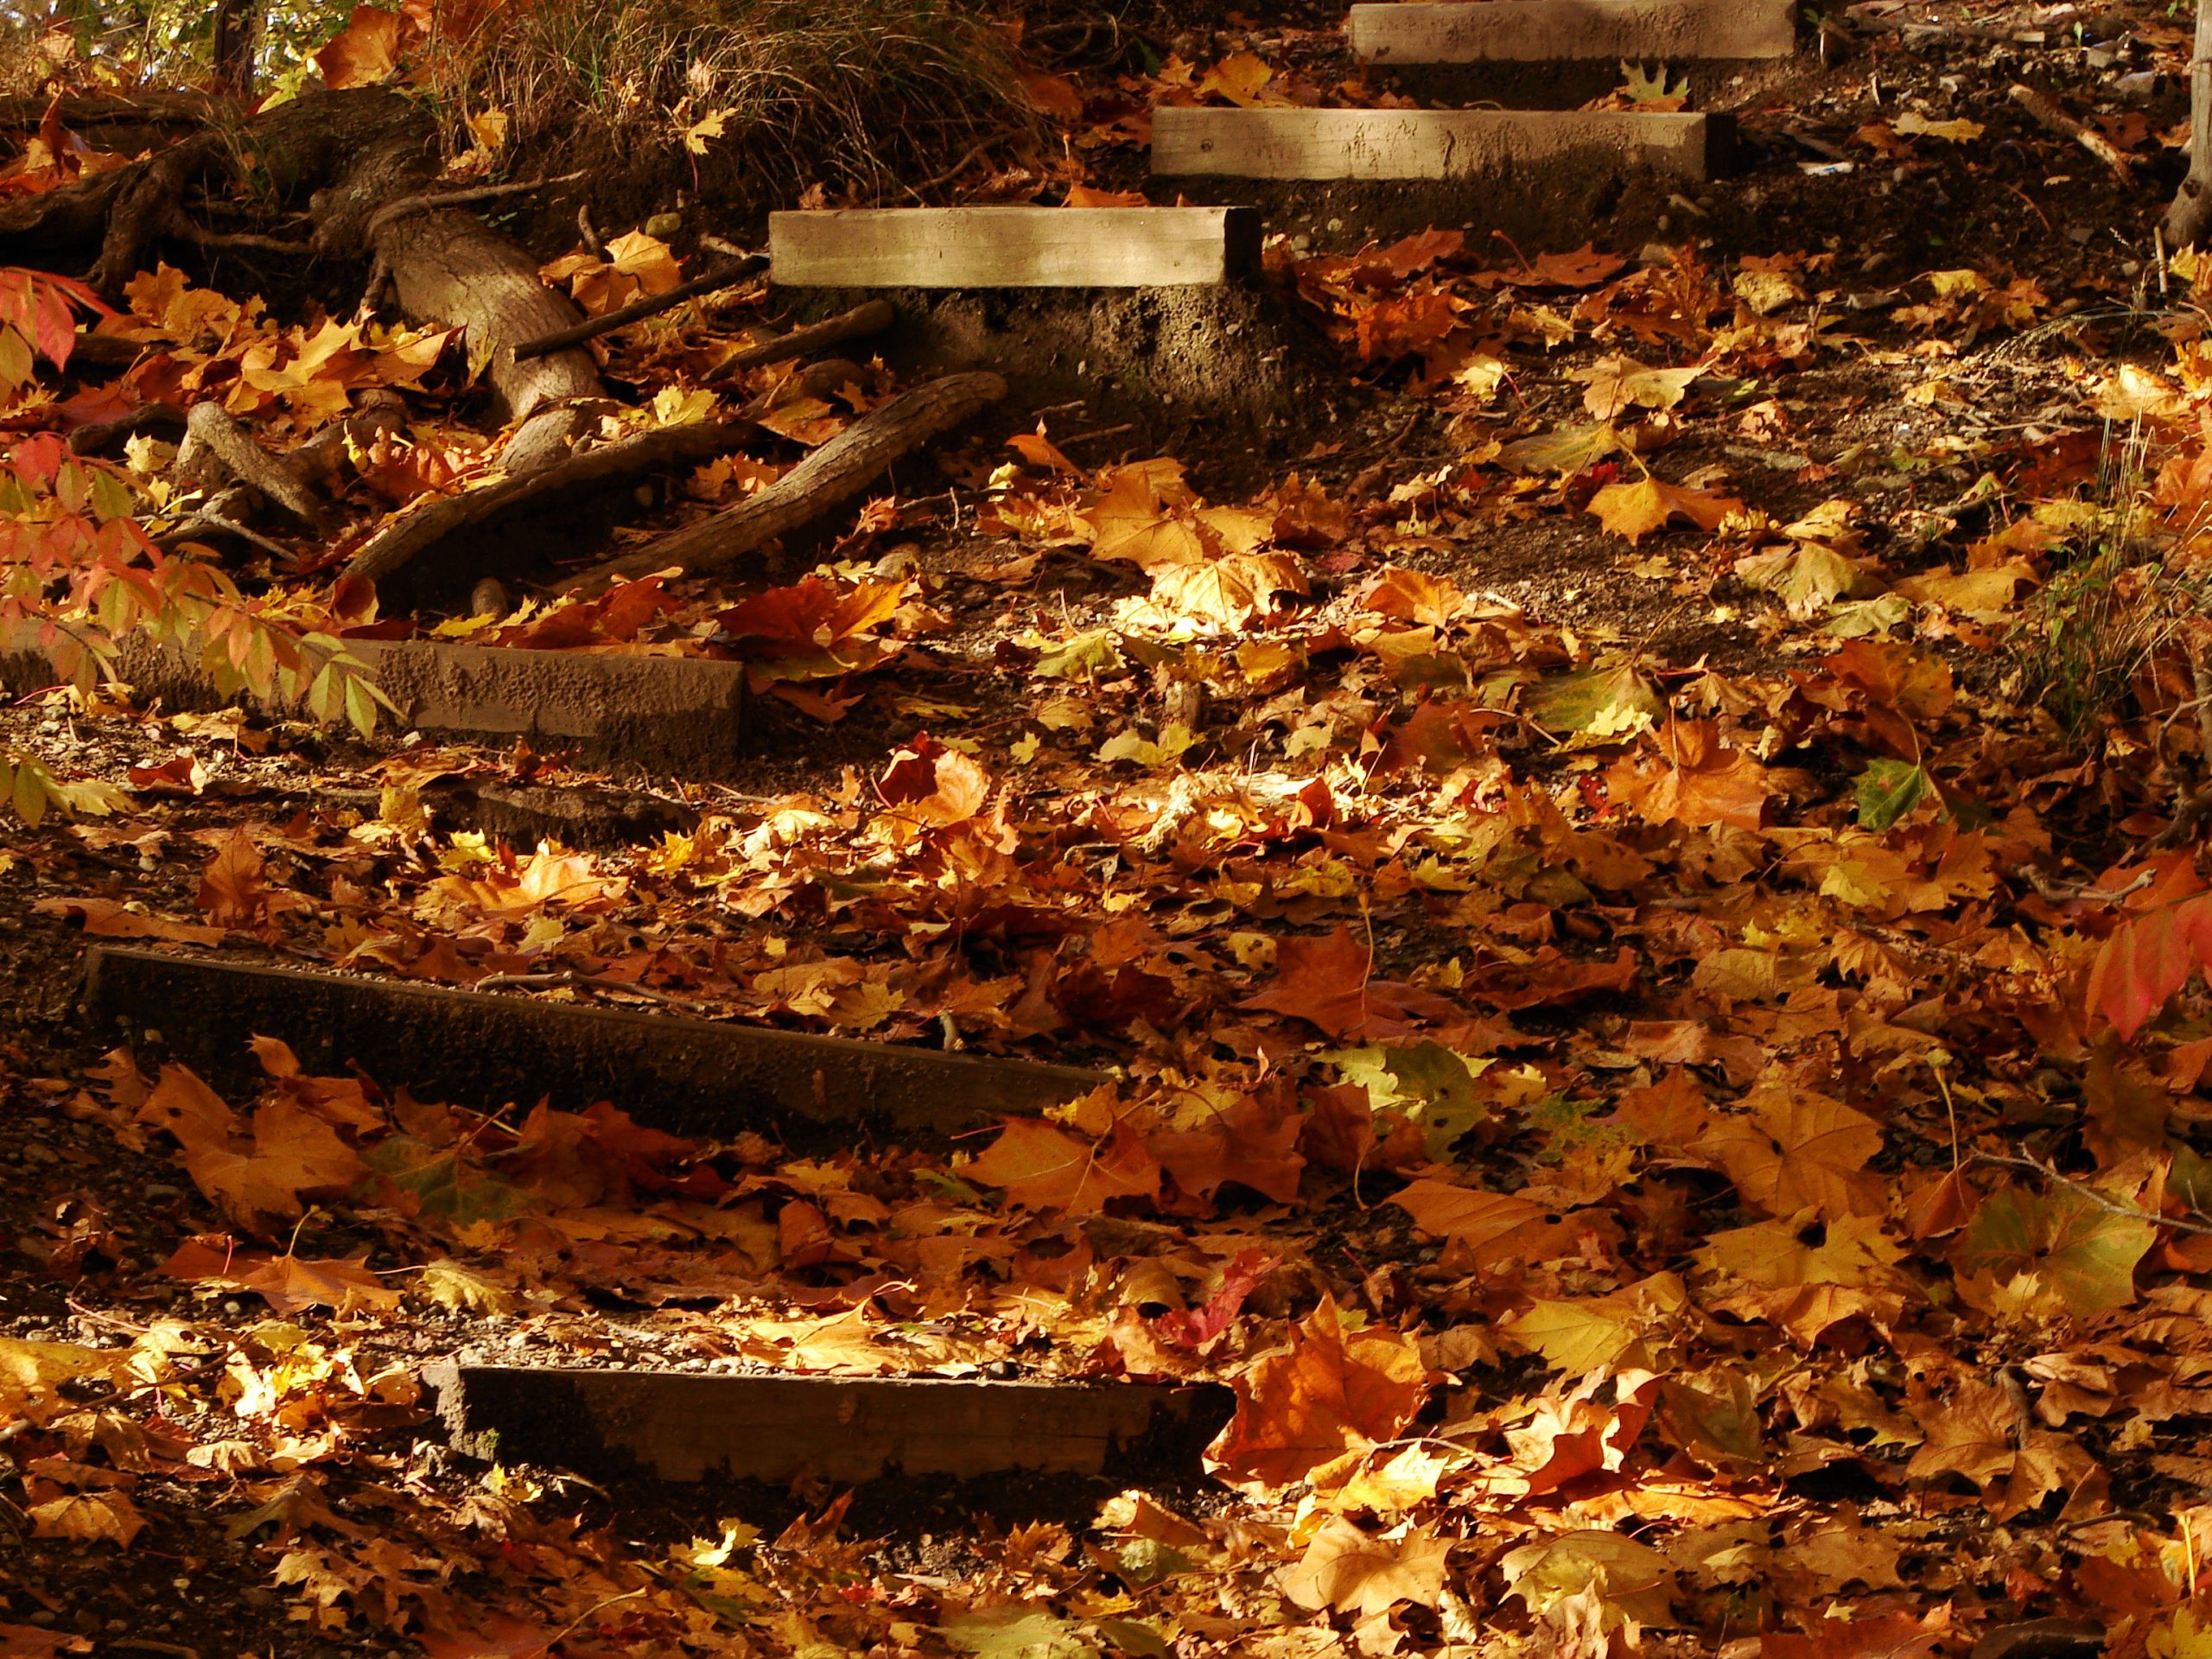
(429, 0, 1034, 217)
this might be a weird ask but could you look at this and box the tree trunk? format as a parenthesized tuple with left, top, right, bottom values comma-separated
(211, 0, 259, 99)
(2168, 2, 2212, 246)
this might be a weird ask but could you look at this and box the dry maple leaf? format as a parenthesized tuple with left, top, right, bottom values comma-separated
(28, 1491, 144, 1548)
(1278, 1516, 1451, 1618)
(0, 1338, 124, 1427)
(425, 847, 626, 919)
(181, 1101, 372, 1233)
(1241, 925, 1372, 1039)
(194, 826, 268, 928)
(31, 896, 224, 945)
(1208, 1300, 1427, 1489)
(1904, 1382, 2095, 1520)
(874, 735, 992, 834)
(1694, 1084, 1884, 1219)
(235, 1253, 401, 1316)
(1627, 719, 1772, 833)
(964, 1117, 1160, 1215)
(314, 4, 412, 89)
(1588, 477, 1743, 543)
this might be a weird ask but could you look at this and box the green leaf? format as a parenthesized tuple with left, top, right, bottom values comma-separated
(10, 757, 48, 826)
(1855, 759, 1933, 830)
(1325, 1041, 1489, 1158)
(1526, 661, 1663, 738)
(1956, 1183, 2153, 1319)
(1034, 629, 1126, 681)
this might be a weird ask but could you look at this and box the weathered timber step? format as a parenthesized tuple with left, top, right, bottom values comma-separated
(427, 1362, 1234, 1484)
(769, 206, 1262, 288)
(0, 631, 747, 779)
(1151, 106, 1713, 182)
(1348, 0, 1796, 64)
(80, 945, 1107, 1141)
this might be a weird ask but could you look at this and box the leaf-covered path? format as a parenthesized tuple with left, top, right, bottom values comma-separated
(5, 2, 2212, 1656)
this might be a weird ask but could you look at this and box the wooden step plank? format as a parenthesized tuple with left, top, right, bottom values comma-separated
(1349, 0, 1796, 63)
(0, 630, 748, 778)
(769, 206, 1262, 289)
(426, 1362, 1234, 1484)
(79, 945, 1107, 1142)
(1151, 106, 1710, 181)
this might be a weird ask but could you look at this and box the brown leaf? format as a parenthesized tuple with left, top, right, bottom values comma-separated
(195, 826, 267, 928)
(28, 1491, 144, 1548)
(1242, 926, 1372, 1039)
(313, 5, 411, 89)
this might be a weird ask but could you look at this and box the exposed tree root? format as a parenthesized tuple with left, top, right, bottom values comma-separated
(178, 404, 326, 531)
(567, 372, 1006, 595)
(707, 299, 899, 382)
(344, 419, 757, 588)
(514, 254, 767, 360)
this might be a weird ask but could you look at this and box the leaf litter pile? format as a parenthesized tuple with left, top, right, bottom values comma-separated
(16, 1, 2212, 1656)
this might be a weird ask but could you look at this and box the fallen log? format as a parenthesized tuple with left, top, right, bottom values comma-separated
(567, 371, 1005, 595)
(343, 417, 755, 587)
(705, 297, 899, 382)
(513, 253, 768, 360)
(426, 1363, 1234, 1484)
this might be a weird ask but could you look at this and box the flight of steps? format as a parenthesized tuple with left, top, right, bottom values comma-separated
(80, 1, 1805, 1501)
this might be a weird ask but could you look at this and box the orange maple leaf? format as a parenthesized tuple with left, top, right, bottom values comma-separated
(1208, 1300, 1428, 1488)
(195, 826, 268, 928)
(964, 1117, 1160, 1214)
(1242, 926, 1372, 1039)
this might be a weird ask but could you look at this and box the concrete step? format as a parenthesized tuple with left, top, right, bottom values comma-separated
(1, 629, 750, 778)
(79, 944, 1106, 1145)
(769, 206, 1262, 289)
(1348, 0, 1796, 64)
(428, 1362, 1232, 1484)
(1152, 105, 1713, 182)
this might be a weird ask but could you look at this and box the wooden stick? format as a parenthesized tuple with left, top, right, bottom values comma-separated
(342, 417, 753, 586)
(565, 371, 1004, 595)
(705, 298, 898, 383)
(365, 170, 588, 239)
(2008, 83, 2133, 184)
(513, 253, 768, 360)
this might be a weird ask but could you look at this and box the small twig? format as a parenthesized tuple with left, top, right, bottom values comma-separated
(472, 969, 709, 1014)
(365, 169, 587, 239)
(2021, 868, 2156, 906)
(2007, 83, 2134, 184)
(2158, 782, 2212, 849)
(576, 201, 604, 257)
(113, 1641, 202, 1659)
(513, 254, 766, 360)
(167, 218, 311, 253)
(1968, 1151, 2212, 1237)
(902, 136, 1006, 201)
